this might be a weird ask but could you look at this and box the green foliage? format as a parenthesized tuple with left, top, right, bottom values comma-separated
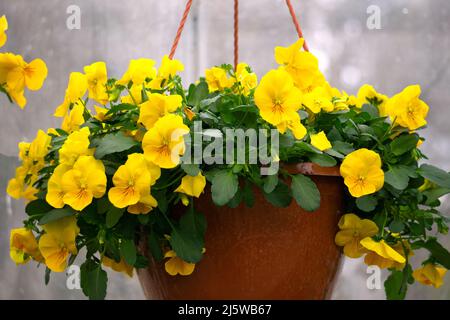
(80, 260, 108, 300)
(291, 174, 321, 212)
(38, 207, 76, 225)
(93, 131, 139, 159)
(210, 170, 239, 206)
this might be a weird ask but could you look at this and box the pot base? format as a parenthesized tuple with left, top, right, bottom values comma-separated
(138, 167, 344, 299)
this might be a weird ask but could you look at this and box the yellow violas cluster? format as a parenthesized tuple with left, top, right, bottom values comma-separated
(347, 83, 429, 131)
(335, 213, 447, 288)
(205, 62, 258, 96)
(253, 38, 348, 140)
(10, 216, 79, 273)
(340, 148, 385, 198)
(7, 129, 51, 201)
(251, 38, 429, 144)
(0, 15, 48, 108)
(46, 127, 107, 211)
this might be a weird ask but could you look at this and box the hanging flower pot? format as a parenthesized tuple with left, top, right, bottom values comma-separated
(137, 163, 343, 299)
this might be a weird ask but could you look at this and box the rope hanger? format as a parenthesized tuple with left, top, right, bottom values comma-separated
(168, 0, 309, 69)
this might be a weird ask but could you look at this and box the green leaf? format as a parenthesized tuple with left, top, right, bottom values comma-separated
(356, 195, 378, 212)
(324, 148, 344, 159)
(97, 197, 111, 214)
(389, 220, 405, 233)
(418, 164, 450, 189)
(80, 261, 107, 300)
(263, 181, 292, 208)
(179, 208, 207, 243)
(243, 183, 255, 207)
(361, 104, 379, 118)
(420, 239, 450, 269)
(44, 267, 51, 285)
(384, 267, 410, 300)
(187, 81, 209, 107)
(291, 174, 321, 212)
(106, 207, 125, 228)
(105, 103, 136, 115)
(170, 229, 203, 263)
(263, 175, 278, 194)
(390, 134, 419, 156)
(147, 230, 164, 262)
(120, 239, 137, 265)
(385, 166, 410, 190)
(25, 199, 53, 216)
(332, 141, 354, 155)
(181, 164, 200, 176)
(211, 170, 239, 206)
(94, 132, 139, 159)
(227, 189, 242, 208)
(422, 187, 450, 206)
(38, 207, 76, 225)
(308, 153, 337, 167)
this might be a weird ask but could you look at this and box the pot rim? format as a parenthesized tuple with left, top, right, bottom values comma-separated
(282, 162, 341, 177)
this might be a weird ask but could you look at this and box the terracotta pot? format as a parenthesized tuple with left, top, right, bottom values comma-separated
(137, 163, 344, 299)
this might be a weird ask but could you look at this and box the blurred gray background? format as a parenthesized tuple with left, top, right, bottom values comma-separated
(0, 0, 448, 299)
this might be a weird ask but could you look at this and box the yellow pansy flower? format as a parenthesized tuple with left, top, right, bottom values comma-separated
(126, 157, 161, 214)
(254, 69, 302, 126)
(94, 105, 109, 122)
(310, 131, 332, 151)
(164, 250, 195, 276)
(354, 84, 389, 114)
(108, 153, 155, 209)
(61, 101, 85, 133)
(121, 84, 144, 105)
(148, 54, 184, 88)
(0, 53, 47, 108)
(117, 58, 156, 86)
(55, 72, 88, 117)
(46, 164, 71, 208)
(142, 114, 189, 169)
(335, 213, 379, 258)
(175, 173, 206, 198)
(184, 107, 196, 121)
(61, 156, 107, 211)
(234, 62, 258, 96)
(360, 237, 406, 264)
(102, 256, 134, 277)
(84, 61, 108, 105)
(38, 216, 79, 272)
(274, 38, 326, 93)
(5, 56, 47, 92)
(0, 15, 8, 48)
(7, 166, 38, 201)
(59, 127, 93, 166)
(340, 148, 384, 198)
(205, 66, 233, 92)
(413, 263, 447, 288)
(157, 54, 184, 80)
(28, 129, 51, 161)
(138, 93, 182, 129)
(7, 130, 50, 201)
(302, 86, 334, 113)
(10, 228, 42, 264)
(127, 194, 158, 215)
(364, 240, 411, 270)
(276, 112, 307, 140)
(385, 85, 429, 131)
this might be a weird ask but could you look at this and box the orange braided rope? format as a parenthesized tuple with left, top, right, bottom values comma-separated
(169, 0, 194, 59)
(285, 0, 309, 51)
(234, 0, 239, 70)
